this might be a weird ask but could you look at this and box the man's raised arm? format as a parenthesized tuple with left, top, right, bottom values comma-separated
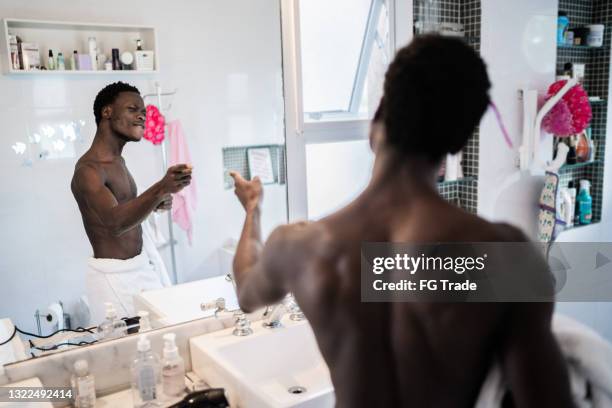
(71, 163, 191, 236)
(229, 171, 288, 312)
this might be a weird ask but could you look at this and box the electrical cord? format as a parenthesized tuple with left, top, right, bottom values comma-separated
(0, 325, 95, 346)
(30, 339, 98, 352)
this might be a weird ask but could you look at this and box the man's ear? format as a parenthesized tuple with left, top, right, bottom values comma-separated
(102, 105, 112, 121)
(369, 123, 385, 153)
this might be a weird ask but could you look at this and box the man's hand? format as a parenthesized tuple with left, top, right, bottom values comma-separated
(160, 164, 192, 194)
(155, 194, 173, 212)
(229, 171, 263, 212)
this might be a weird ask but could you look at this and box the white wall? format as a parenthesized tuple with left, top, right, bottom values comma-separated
(0, 0, 287, 332)
(479, 0, 612, 341)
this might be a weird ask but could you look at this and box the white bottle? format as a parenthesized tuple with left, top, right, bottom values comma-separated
(88, 37, 97, 71)
(97, 302, 127, 341)
(161, 333, 185, 398)
(131, 335, 162, 408)
(71, 359, 96, 408)
(138, 310, 152, 332)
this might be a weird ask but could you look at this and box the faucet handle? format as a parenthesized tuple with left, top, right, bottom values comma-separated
(285, 295, 306, 322)
(232, 311, 253, 337)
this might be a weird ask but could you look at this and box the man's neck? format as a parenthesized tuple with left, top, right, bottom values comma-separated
(91, 127, 126, 160)
(367, 146, 439, 195)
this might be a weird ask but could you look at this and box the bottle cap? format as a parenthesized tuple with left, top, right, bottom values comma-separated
(104, 302, 117, 319)
(163, 333, 179, 359)
(580, 179, 591, 190)
(137, 335, 151, 352)
(74, 359, 89, 376)
(48, 50, 53, 56)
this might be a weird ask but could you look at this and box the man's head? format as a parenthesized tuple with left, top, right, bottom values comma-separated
(381, 35, 491, 163)
(93, 82, 145, 142)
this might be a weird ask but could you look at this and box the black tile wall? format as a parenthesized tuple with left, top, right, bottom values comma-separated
(555, 0, 610, 224)
(414, 0, 481, 213)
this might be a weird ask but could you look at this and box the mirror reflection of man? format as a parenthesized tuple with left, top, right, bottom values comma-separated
(71, 82, 192, 324)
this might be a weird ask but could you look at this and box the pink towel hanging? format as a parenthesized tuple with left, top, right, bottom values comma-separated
(167, 120, 197, 244)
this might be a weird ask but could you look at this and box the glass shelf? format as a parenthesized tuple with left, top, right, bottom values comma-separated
(561, 219, 601, 233)
(437, 176, 477, 187)
(557, 44, 604, 50)
(560, 160, 602, 171)
(590, 99, 607, 106)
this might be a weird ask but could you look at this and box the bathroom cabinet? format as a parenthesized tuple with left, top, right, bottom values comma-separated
(0, 18, 159, 75)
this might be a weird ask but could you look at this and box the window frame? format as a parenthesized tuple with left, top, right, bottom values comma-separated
(281, 0, 413, 221)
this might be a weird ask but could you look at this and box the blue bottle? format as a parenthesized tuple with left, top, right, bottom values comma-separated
(558, 12, 570, 45)
(578, 180, 592, 225)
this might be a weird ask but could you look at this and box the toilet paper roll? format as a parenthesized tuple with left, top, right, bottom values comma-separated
(42, 303, 64, 332)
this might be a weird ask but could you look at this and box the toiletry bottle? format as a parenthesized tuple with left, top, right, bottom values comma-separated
(567, 137, 577, 165)
(138, 310, 152, 332)
(161, 333, 186, 398)
(112, 48, 121, 70)
(47, 50, 55, 70)
(97, 302, 127, 340)
(71, 359, 96, 408)
(72, 50, 79, 70)
(578, 180, 592, 225)
(567, 181, 577, 228)
(131, 335, 162, 408)
(57, 52, 65, 70)
(136, 39, 143, 51)
(88, 37, 97, 71)
(558, 12, 570, 44)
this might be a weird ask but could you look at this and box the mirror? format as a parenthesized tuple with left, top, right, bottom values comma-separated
(0, 0, 287, 362)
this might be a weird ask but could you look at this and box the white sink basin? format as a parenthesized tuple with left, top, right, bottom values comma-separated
(190, 318, 335, 408)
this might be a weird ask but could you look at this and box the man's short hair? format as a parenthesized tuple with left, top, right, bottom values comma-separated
(383, 35, 491, 163)
(93, 82, 141, 126)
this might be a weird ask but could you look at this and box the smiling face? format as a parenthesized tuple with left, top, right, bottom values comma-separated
(103, 92, 146, 142)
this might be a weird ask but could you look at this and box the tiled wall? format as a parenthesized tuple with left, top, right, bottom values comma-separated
(414, 0, 481, 214)
(556, 0, 610, 223)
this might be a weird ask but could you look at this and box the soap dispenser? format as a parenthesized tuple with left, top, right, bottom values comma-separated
(71, 359, 96, 408)
(97, 302, 127, 341)
(161, 333, 186, 398)
(131, 335, 162, 408)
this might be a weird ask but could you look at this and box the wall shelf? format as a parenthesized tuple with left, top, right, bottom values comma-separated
(560, 160, 602, 172)
(555, 0, 609, 225)
(1, 18, 159, 74)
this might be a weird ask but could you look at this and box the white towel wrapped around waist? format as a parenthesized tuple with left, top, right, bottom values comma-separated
(86, 221, 171, 324)
(475, 314, 612, 408)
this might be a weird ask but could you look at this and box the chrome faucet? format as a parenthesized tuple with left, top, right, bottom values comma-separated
(262, 294, 305, 328)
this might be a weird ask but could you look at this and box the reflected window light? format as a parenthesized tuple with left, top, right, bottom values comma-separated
(12, 142, 26, 155)
(30, 133, 42, 144)
(60, 123, 77, 141)
(41, 125, 55, 138)
(79, 120, 86, 126)
(52, 139, 66, 152)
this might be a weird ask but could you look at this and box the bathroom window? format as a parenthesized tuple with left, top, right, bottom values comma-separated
(299, 0, 392, 122)
(282, 0, 398, 220)
(306, 140, 375, 219)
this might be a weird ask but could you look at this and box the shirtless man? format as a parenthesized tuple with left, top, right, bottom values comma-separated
(71, 82, 191, 320)
(230, 36, 573, 407)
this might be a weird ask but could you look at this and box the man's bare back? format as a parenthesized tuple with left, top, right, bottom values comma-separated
(230, 36, 573, 407)
(232, 178, 572, 407)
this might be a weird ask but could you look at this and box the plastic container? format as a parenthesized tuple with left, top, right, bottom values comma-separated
(558, 12, 570, 44)
(578, 180, 592, 225)
(161, 333, 186, 398)
(97, 302, 127, 341)
(131, 335, 162, 408)
(71, 360, 96, 408)
(587, 24, 605, 47)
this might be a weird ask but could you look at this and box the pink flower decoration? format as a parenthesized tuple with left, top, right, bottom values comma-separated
(144, 104, 166, 145)
(542, 80, 592, 137)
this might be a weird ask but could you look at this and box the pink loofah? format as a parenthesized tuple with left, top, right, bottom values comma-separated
(144, 104, 166, 145)
(542, 80, 592, 137)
